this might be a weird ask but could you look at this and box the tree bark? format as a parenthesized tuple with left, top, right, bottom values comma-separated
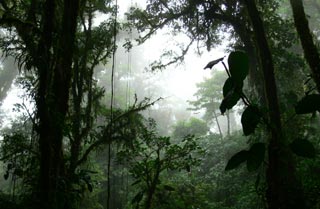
(145, 151, 161, 209)
(232, 22, 266, 105)
(290, 0, 320, 93)
(37, 0, 56, 207)
(242, 0, 306, 208)
(37, 0, 80, 208)
(213, 111, 223, 139)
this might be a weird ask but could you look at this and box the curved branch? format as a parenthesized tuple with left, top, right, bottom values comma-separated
(150, 38, 194, 71)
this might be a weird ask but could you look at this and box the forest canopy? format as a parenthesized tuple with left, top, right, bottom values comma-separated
(0, 0, 319, 209)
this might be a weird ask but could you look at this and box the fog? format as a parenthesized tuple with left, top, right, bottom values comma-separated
(1, 1, 320, 209)
(0, 0, 231, 133)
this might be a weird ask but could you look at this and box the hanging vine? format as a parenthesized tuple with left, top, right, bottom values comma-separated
(107, 0, 118, 208)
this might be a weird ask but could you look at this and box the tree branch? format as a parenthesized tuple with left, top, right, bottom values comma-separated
(290, 0, 320, 93)
(76, 98, 162, 167)
(150, 38, 194, 71)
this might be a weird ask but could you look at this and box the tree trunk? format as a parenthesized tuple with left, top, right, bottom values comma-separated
(242, 0, 306, 208)
(232, 20, 265, 101)
(213, 111, 223, 139)
(290, 0, 320, 93)
(145, 151, 161, 209)
(37, 0, 56, 207)
(224, 2, 266, 106)
(37, 0, 80, 208)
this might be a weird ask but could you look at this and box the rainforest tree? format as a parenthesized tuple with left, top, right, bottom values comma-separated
(0, 0, 82, 207)
(0, 1, 156, 208)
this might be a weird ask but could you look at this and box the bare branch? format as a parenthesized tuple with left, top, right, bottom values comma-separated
(150, 38, 194, 71)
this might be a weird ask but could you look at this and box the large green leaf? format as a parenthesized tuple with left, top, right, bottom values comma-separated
(247, 143, 265, 172)
(241, 105, 261, 136)
(223, 78, 233, 97)
(220, 89, 241, 114)
(295, 94, 320, 114)
(290, 139, 316, 158)
(228, 51, 249, 82)
(223, 77, 244, 97)
(225, 150, 249, 171)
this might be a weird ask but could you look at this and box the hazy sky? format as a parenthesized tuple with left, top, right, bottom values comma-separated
(116, 0, 227, 100)
(1, 0, 228, 127)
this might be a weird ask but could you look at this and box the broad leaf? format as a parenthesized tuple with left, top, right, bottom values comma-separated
(290, 139, 316, 158)
(203, 57, 224, 69)
(220, 89, 241, 114)
(225, 150, 249, 171)
(247, 143, 265, 172)
(228, 51, 249, 82)
(295, 94, 320, 114)
(241, 105, 261, 136)
(220, 101, 227, 115)
(223, 78, 233, 97)
(223, 78, 244, 98)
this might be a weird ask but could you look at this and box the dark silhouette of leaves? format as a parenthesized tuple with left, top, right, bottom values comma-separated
(225, 150, 249, 171)
(241, 105, 261, 136)
(295, 94, 320, 114)
(203, 57, 225, 69)
(290, 139, 316, 158)
(247, 143, 265, 171)
(228, 51, 249, 82)
(220, 89, 241, 114)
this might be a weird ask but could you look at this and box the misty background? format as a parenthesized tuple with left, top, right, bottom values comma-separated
(0, 0, 234, 135)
